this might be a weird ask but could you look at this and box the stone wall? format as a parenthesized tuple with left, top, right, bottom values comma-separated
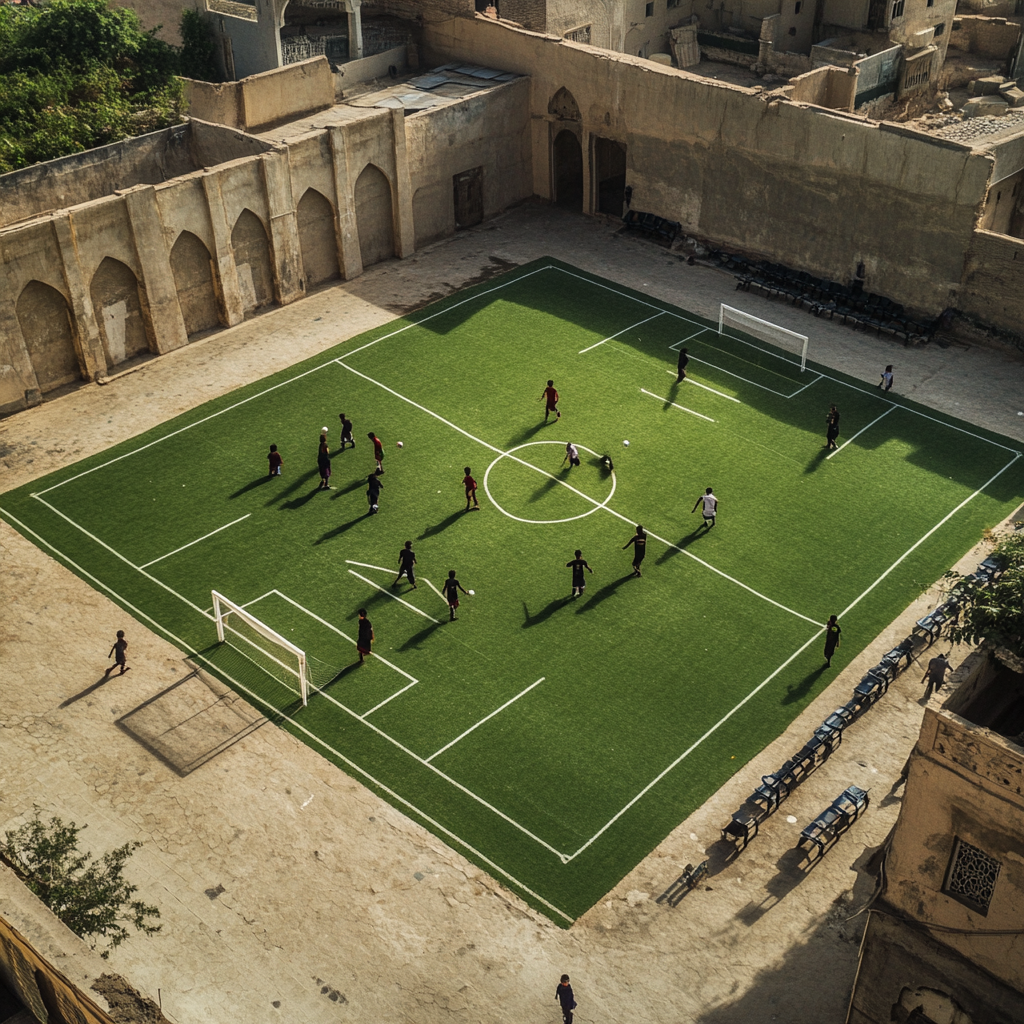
(959, 229, 1024, 340)
(500, 0, 548, 31)
(785, 65, 857, 111)
(333, 44, 410, 99)
(948, 15, 1022, 60)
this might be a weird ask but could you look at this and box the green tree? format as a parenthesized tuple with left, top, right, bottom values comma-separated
(944, 533, 1024, 659)
(179, 8, 222, 82)
(0, 814, 161, 957)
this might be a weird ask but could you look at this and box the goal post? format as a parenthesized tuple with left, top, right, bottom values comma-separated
(718, 304, 809, 372)
(212, 590, 308, 705)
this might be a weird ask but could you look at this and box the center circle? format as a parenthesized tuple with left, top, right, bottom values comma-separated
(483, 441, 617, 525)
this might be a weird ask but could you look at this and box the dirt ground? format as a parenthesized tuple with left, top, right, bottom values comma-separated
(2, 204, 1023, 1024)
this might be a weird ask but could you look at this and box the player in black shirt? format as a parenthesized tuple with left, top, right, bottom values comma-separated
(356, 609, 374, 663)
(443, 570, 469, 621)
(676, 346, 690, 383)
(393, 541, 417, 589)
(565, 549, 593, 598)
(366, 470, 383, 514)
(623, 524, 647, 577)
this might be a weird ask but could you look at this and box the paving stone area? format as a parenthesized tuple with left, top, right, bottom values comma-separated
(2, 205, 1023, 1024)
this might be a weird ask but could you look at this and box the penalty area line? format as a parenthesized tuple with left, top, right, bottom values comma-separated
(345, 559, 396, 575)
(348, 570, 440, 624)
(579, 311, 666, 354)
(826, 406, 897, 460)
(140, 514, 251, 568)
(640, 389, 715, 423)
(662, 370, 741, 403)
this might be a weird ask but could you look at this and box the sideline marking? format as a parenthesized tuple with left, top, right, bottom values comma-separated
(346, 559, 398, 575)
(827, 406, 897, 460)
(662, 370, 741, 403)
(483, 441, 617, 525)
(427, 677, 546, 763)
(348, 570, 440, 624)
(640, 388, 715, 423)
(424, 577, 449, 604)
(336, 360, 818, 625)
(579, 311, 665, 354)
(140, 514, 251, 568)
(0, 510, 574, 922)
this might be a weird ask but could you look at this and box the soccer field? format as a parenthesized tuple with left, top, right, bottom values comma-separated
(3, 257, 1022, 924)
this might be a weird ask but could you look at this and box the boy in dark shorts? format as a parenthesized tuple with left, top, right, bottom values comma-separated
(339, 413, 354, 450)
(463, 467, 480, 511)
(356, 610, 374, 663)
(368, 432, 384, 473)
(366, 471, 383, 514)
(563, 442, 580, 469)
(267, 444, 283, 477)
(566, 549, 593, 597)
(105, 630, 130, 675)
(623, 524, 647, 576)
(393, 541, 417, 589)
(691, 487, 718, 529)
(443, 570, 469, 621)
(317, 437, 332, 490)
(676, 346, 690, 383)
(556, 975, 576, 1024)
(541, 380, 560, 422)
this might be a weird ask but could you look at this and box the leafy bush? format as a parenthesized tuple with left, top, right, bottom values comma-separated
(179, 7, 221, 83)
(0, 814, 161, 957)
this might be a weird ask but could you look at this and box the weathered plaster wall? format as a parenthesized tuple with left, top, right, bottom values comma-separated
(786, 65, 858, 110)
(423, 15, 991, 313)
(948, 15, 1022, 60)
(960, 230, 1024, 336)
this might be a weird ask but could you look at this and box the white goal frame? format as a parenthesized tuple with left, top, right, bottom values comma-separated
(212, 590, 308, 705)
(719, 304, 809, 373)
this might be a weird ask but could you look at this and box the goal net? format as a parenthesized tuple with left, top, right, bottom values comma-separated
(719, 304, 809, 372)
(212, 590, 308, 706)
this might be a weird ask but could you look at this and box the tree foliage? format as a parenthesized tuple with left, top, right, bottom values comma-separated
(944, 533, 1024, 658)
(0, 814, 161, 957)
(179, 7, 221, 83)
(0, 0, 185, 174)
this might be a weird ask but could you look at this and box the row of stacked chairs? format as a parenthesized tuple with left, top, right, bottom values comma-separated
(720, 554, 1005, 858)
(622, 209, 681, 244)
(719, 253, 939, 345)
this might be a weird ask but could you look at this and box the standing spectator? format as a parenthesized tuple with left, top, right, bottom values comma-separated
(463, 466, 480, 511)
(339, 413, 354, 450)
(443, 570, 469, 621)
(356, 610, 374, 663)
(555, 975, 576, 1024)
(317, 437, 332, 490)
(879, 365, 894, 392)
(826, 404, 840, 451)
(368, 432, 385, 473)
(676, 346, 690, 383)
(922, 652, 951, 698)
(267, 444, 283, 477)
(566, 549, 593, 598)
(541, 380, 560, 422)
(623, 524, 647, 577)
(691, 487, 718, 530)
(563, 442, 580, 470)
(823, 614, 841, 667)
(393, 541, 417, 589)
(104, 630, 130, 676)
(366, 471, 383, 514)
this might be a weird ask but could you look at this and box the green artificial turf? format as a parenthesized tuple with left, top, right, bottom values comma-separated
(3, 258, 1023, 924)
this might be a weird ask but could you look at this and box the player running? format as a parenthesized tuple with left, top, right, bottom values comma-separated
(691, 487, 718, 529)
(565, 549, 593, 598)
(392, 541, 417, 589)
(541, 380, 560, 422)
(443, 570, 469, 621)
(623, 524, 647, 577)
(463, 466, 480, 511)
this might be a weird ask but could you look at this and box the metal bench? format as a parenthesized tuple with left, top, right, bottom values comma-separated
(798, 785, 870, 859)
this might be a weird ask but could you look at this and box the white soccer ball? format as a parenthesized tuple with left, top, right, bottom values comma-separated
(468, 590, 475, 595)
(321, 426, 329, 434)
(623, 439, 630, 447)
(396, 441, 404, 448)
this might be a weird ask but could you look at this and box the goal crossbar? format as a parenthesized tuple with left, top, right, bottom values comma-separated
(718, 304, 809, 372)
(212, 590, 308, 705)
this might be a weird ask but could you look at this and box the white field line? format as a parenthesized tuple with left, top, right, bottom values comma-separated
(640, 388, 715, 423)
(345, 559, 396, 575)
(427, 678, 546, 763)
(140, 514, 251, 568)
(348, 570, 440, 624)
(31, 494, 213, 621)
(567, 448, 1024, 861)
(269, 589, 416, 684)
(788, 374, 823, 398)
(838, 452, 1022, 619)
(336, 360, 817, 624)
(34, 265, 554, 498)
(0, 510, 575, 921)
(684, 355, 799, 398)
(566, 626, 825, 861)
(224, 632, 302, 682)
(826, 406, 897, 460)
(423, 577, 449, 604)
(579, 311, 665, 354)
(362, 679, 422, 717)
(668, 329, 709, 351)
(662, 370, 741, 403)
(242, 590, 277, 609)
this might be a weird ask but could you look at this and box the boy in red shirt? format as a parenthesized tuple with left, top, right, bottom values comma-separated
(541, 380, 560, 422)
(267, 444, 283, 477)
(462, 466, 480, 511)
(367, 432, 384, 473)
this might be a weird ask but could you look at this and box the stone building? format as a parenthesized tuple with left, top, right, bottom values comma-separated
(846, 647, 1024, 1023)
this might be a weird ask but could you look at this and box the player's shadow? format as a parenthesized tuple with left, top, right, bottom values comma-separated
(59, 675, 118, 708)
(529, 477, 559, 503)
(655, 527, 707, 563)
(229, 476, 273, 499)
(283, 487, 331, 510)
(574, 573, 634, 613)
(329, 478, 367, 498)
(315, 513, 371, 543)
(804, 447, 830, 474)
(319, 662, 362, 691)
(504, 421, 547, 447)
(781, 664, 827, 705)
(398, 620, 446, 650)
(521, 596, 571, 628)
(419, 510, 464, 539)
(264, 467, 320, 504)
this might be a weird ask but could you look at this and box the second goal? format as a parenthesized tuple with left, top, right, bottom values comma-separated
(719, 304, 809, 372)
